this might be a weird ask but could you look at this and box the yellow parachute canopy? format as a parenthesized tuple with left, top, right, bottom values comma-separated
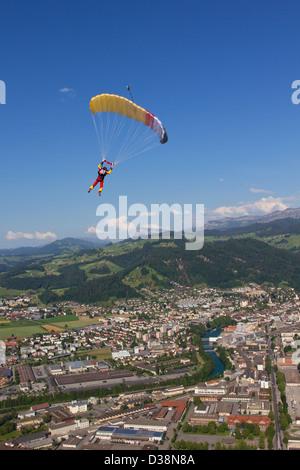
(90, 93, 167, 145)
(89, 93, 167, 166)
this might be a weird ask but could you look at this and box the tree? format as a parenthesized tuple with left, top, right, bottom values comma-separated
(207, 421, 217, 434)
(259, 433, 265, 449)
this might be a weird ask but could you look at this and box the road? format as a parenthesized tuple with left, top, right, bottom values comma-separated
(266, 324, 284, 450)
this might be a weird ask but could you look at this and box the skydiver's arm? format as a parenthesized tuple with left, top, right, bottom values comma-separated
(98, 158, 106, 169)
(106, 169, 112, 175)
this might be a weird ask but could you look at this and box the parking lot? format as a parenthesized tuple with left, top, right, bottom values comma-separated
(285, 385, 300, 423)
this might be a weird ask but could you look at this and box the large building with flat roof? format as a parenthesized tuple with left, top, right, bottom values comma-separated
(96, 426, 163, 444)
(123, 418, 169, 433)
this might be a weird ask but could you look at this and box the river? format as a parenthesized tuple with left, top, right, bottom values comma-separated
(201, 328, 226, 377)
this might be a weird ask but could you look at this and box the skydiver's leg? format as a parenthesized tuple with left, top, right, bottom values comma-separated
(88, 177, 100, 193)
(98, 180, 104, 196)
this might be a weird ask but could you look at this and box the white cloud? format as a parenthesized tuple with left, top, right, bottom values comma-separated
(209, 196, 290, 219)
(86, 217, 130, 237)
(6, 231, 57, 241)
(86, 226, 97, 235)
(59, 87, 74, 93)
(250, 187, 273, 194)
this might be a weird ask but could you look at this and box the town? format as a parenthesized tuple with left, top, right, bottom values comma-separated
(0, 283, 300, 450)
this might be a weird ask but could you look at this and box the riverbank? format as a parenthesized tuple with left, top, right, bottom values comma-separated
(201, 329, 226, 377)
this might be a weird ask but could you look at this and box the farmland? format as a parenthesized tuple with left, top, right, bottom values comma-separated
(0, 314, 93, 340)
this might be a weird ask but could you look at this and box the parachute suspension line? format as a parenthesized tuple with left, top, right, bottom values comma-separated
(91, 113, 103, 157)
(114, 140, 159, 166)
(93, 110, 160, 167)
(115, 120, 143, 164)
(126, 84, 134, 102)
(114, 117, 136, 165)
(114, 120, 159, 166)
(94, 111, 126, 161)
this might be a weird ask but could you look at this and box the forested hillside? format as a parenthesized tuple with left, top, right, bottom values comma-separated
(1, 236, 300, 304)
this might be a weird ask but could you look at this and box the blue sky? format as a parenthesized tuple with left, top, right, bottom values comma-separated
(1, 0, 300, 247)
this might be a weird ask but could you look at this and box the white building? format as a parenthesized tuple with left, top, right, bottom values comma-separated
(112, 350, 131, 359)
(68, 401, 88, 414)
(195, 383, 226, 397)
(123, 419, 169, 433)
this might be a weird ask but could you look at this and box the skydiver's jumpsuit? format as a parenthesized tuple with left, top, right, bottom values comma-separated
(89, 163, 112, 196)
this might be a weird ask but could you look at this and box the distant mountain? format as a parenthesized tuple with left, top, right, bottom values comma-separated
(205, 207, 300, 231)
(205, 217, 300, 238)
(0, 237, 109, 257)
(2, 207, 300, 257)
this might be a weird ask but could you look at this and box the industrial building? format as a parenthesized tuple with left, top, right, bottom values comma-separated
(95, 426, 163, 444)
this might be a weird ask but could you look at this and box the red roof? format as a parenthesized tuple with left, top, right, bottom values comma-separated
(31, 403, 50, 411)
(227, 415, 271, 427)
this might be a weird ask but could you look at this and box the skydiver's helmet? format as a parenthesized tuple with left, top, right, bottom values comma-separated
(103, 167, 107, 171)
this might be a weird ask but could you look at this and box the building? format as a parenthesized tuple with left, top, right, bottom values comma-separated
(112, 350, 131, 360)
(194, 405, 210, 414)
(227, 415, 271, 430)
(96, 426, 116, 440)
(0, 367, 12, 387)
(66, 361, 87, 373)
(194, 382, 226, 400)
(112, 428, 163, 444)
(123, 418, 169, 433)
(49, 364, 63, 375)
(62, 436, 83, 449)
(162, 386, 185, 397)
(96, 426, 163, 444)
(160, 400, 188, 422)
(282, 368, 300, 386)
(13, 432, 52, 449)
(68, 401, 88, 414)
(189, 414, 219, 425)
(17, 410, 35, 420)
(48, 418, 89, 438)
(16, 415, 44, 431)
(31, 403, 50, 413)
(17, 365, 35, 385)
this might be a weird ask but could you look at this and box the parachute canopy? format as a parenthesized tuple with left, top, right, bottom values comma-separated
(90, 93, 168, 166)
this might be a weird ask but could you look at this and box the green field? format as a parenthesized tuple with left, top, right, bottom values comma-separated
(0, 287, 25, 297)
(123, 265, 165, 288)
(0, 315, 80, 340)
(77, 347, 112, 359)
(0, 322, 46, 340)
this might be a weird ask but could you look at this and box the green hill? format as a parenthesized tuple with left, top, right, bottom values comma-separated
(1, 235, 300, 304)
(0, 237, 107, 258)
(205, 217, 300, 252)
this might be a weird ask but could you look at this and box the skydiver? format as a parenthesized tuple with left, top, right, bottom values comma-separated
(88, 159, 114, 196)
